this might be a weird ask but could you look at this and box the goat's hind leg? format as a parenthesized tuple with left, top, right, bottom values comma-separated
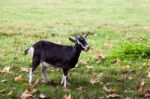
(29, 65, 38, 85)
(29, 56, 40, 85)
(41, 65, 49, 83)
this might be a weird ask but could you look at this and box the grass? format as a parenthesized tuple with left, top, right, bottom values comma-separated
(0, 0, 150, 98)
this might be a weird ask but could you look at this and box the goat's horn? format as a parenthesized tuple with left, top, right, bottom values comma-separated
(83, 32, 89, 38)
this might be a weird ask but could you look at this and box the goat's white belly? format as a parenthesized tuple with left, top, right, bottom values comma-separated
(41, 62, 61, 68)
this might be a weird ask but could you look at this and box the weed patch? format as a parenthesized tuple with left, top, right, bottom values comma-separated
(109, 43, 150, 59)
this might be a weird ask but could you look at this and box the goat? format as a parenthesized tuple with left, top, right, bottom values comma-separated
(24, 33, 90, 87)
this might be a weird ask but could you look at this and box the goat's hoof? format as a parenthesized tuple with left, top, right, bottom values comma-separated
(63, 82, 71, 88)
(27, 83, 33, 87)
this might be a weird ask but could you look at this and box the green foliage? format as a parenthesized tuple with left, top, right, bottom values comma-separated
(109, 43, 150, 59)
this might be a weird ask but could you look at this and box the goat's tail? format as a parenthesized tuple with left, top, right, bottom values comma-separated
(24, 47, 34, 56)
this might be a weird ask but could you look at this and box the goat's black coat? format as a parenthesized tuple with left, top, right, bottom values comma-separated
(25, 34, 90, 87)
(26, 40, 82, 70)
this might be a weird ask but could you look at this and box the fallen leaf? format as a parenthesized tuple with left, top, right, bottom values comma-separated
(33, 78, 40, 87)
(146, 72, 150, 78)
(0, 89, 7, 93)
(8, 90, 13, 96)
(97, 73, 103, 78)
(90, 77, 99, 84)
(124, 96, 131, 99)
(86, 65, 94, 69)
(39, 93, 46, 99)
(145, 89, 150, 98)
(140, 79, 145, 87)
(14, 75, 22, 82)
(77, 87, 83, 91)
(111, 88, 117, 93)
(97, 54, 105, 62)
(93, 54, 105, 63)
(21, 89, 33, 99)
(112, 58, 120, 64)
(1, 66, 10, 74)
(80, 96, 85, 99)
(1, 79, 7, 83)
(63, 94, 72, 99)
(103, 85, 111, 92)
(128, 76, 133, 80)
(21, 67, 29, 73)
(81, 60, 88, 65)
(138, 79, 145, 93)
(0, 88, 13, 95)
(107, 93, 121, 98)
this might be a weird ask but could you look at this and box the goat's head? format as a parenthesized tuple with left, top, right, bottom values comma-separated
(69, 32, 90, 51)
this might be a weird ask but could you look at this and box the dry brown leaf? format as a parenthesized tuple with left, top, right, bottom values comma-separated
(140, 79, 145, 87)
(128, 76, 133, 80)
(138, 79, 145, 93)
(111, 88, 117, 93)
(124, 96, 131, 99)
(21, 89, 33, 99)
(103, 85, 111, 92)
(79, 96, 85, 99)
(97, 54, 105, 62)
(63, 94, 72, 99)
(0, 89, 7, 93)
(77, 87, 83, 91)
(1, 66, 10, 74)
(103, 85, 117, 93)
(14, 75, 22, 82)
(39, 93, 46, 99)
(107, 93, 121, 98)
(21, 67, 29, 73)
(90, 77, 99, 84)
(146, 72, 150, 78)
(145, 89, 150, 98)
(81, 60, 88, 65)
(93, 54, 105, 63)
(33, 78, 40, 86)
(86, 65, 94, 69)
(112, 58, 120, 64)
(8, 90, 13, 96)
(1, 79, 7, 83)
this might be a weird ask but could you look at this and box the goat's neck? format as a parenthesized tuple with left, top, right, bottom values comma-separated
(73, 44, 82, 56)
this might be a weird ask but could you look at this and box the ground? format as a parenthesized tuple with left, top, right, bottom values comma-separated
(0, 0, 150, 98)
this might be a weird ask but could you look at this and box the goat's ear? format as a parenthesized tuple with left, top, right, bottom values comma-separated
(69, 37, 75, 43)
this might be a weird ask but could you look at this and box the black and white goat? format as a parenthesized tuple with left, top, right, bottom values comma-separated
(24, 33, 90, 87)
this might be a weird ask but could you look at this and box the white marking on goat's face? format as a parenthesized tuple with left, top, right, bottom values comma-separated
(77, 36, 90, 51)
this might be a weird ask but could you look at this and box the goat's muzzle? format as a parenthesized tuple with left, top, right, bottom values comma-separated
(84, 46, 90, 52)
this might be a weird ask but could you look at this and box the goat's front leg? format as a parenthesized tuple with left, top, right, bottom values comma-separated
(61, 69, 68, 87)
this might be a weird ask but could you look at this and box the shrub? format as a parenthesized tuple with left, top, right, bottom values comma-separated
(109, 43, 150, 59)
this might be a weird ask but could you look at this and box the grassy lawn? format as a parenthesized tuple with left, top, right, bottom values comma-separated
(0, 0, 150, 98)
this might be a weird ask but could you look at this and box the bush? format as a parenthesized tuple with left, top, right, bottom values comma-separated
(109, 43, 150, 59)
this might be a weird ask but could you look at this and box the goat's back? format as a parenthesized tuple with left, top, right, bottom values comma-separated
(32, 40, 78, 68)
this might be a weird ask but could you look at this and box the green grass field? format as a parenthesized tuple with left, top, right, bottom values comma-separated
(0, 0, 150, 98)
